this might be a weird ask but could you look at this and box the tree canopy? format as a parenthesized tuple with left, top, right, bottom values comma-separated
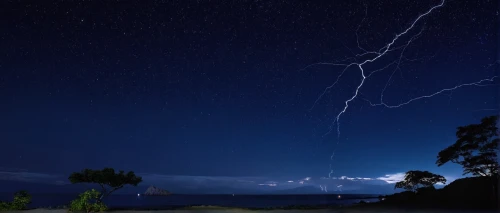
(394, 170, 446, 192)
(436, 115, 499, 177)
(68, 168, 142, 201)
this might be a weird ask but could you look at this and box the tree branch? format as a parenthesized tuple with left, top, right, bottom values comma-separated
(98, 183, 107, 193)
(106, 185, 124, 197)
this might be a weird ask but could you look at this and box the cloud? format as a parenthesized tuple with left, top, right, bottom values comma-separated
(0, 169, 391, 189)
(375, 172, 456, 185)
(0, 168, 422, 194)
(99, 173, 394, 192)
(138, 173, 278, 191)
(0, 168, 68, 185)
(376, 172, 405, 184)
(139, 173, 266, 185)
(330, 176, 375, 181)
(258, 183, 277, 187)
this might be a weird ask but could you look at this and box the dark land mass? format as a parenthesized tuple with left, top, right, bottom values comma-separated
(352, 176, 499, 211)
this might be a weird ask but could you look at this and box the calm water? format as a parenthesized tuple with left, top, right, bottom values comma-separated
(0, 194, 379, 208)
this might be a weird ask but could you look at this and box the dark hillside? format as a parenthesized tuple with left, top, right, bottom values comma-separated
(374, 176, 498, 210)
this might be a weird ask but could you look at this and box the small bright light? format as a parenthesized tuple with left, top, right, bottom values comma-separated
(137, 193, 140, 196)
(337, 195, 341, 199)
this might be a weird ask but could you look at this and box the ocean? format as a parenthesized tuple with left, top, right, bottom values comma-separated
(0, 194, 379, 209)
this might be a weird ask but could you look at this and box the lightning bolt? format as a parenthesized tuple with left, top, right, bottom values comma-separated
(303, 0, 498, 178)
(366, 76, 498, 108)
(319, 185, 329, 192)
(337, 185, 343, 192)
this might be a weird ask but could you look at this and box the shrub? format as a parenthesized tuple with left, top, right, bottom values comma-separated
(0, 190, 32, 211)
(69, 189, 107, 213)
(0, 202, 9, 211)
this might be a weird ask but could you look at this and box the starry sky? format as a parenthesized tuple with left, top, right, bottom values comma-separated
(0, 0, 498, 193)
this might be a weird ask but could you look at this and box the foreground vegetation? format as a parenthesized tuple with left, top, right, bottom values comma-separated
(69, 189, 108, 212)
(0, 190, 31, 211)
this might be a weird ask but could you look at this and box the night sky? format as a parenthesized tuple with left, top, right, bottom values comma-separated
(0, 0, 498, 193)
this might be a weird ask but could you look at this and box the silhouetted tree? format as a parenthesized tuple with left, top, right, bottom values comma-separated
(436, 115, 499, 177)
(394, 170, 446, 192)
(69, 168, 142, 202)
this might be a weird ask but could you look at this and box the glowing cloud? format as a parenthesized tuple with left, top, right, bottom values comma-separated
(376, 173, 406, 184)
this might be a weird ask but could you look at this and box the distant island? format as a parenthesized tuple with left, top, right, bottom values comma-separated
(143, 186, 171, 196)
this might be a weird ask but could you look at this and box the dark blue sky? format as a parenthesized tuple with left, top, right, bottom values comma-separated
(0, 0, 498, 193)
